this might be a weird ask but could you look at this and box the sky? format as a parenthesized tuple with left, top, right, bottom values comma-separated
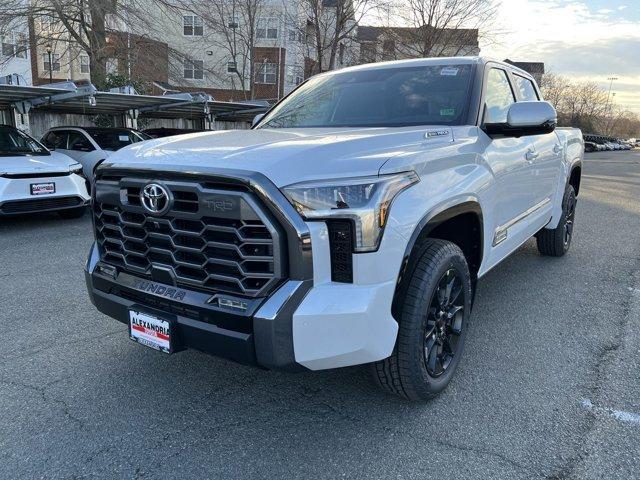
(481, 0, 640, 113)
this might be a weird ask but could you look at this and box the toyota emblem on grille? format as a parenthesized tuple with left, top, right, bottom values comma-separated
(140, 183, 172, 215)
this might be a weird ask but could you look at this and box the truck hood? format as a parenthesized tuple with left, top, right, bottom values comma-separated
(0, 151, 78, 175)
(107, 127, 455, 187)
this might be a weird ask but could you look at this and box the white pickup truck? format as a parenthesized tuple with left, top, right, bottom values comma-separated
(85, 57, 583, 401)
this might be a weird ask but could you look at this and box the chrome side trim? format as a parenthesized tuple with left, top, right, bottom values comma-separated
(493, 198, 551, 246)
(254, 280, 305, 321)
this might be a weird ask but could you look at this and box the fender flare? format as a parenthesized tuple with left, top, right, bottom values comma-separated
(548, 158, 583, 229)
(391, 197, 484, 319)
(568, 159, 582, 196)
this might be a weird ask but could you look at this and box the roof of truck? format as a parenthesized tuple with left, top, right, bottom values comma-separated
(327, 57, 534, 80)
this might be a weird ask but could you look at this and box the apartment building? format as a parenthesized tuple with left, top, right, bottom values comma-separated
(142, 0, 308, 102)
(0, 17, 32, 83)
(356, 25, 480, 64)
(27, 10, 169, 88)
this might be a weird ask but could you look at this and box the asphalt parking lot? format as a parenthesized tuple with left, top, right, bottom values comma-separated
(1, 149, 639, 479)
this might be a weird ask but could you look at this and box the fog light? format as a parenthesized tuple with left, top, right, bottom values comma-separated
(97, 263, 117, 278)
(217, 297, 248, 311)
(327, 220, 354, 283)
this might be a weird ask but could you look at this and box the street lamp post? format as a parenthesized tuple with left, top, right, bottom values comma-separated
(606, 76, 618, 105)
(45, 45, 53, 83)
(605, 76, 618, 135)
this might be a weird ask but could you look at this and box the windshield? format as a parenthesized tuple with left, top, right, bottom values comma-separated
(259, 64, 474, 129)
(86, 129, 147, 151)
(0, 126, 49, 156)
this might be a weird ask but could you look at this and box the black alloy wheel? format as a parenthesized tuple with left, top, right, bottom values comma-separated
(424, 268, 465, 377)
(563, 193, 576, 247)
(371, 239, 472, 401)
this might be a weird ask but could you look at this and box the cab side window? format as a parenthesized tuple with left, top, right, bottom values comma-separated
(43, 131, 67, 149)
(484, 68, 515, 124)
(513, 74, 539, 101)
(68, 131, 94, 152)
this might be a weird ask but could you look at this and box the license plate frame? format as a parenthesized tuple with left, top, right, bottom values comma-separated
(30, 182, 56, 196)
(129, 310, 172, 354)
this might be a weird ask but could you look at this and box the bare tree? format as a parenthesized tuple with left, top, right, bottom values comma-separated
(156, 0, 266, 100)
(606, 109, 640, 138)
(374, 0, 500, 59)
(284, 0, 376, 75)
(0, 0, 159, 87)
(540, 72, 639, 137)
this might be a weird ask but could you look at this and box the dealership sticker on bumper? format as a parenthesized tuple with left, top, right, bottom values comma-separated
(129, 311, 171, 353)
(30, 182, 55, 195)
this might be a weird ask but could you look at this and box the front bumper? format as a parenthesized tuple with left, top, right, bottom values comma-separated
(0, 173, 90, 215)
(85, 220, 403, 371)
(85, 242, 310, 370)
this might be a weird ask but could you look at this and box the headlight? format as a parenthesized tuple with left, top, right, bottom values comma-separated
(282, 172, 419, 252)
(69, 163, 83, 174)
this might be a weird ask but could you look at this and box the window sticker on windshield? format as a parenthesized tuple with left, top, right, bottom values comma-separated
(440, 67, 459, 76)
(440, 108, 456, 116)
(118, 135, 129, 142)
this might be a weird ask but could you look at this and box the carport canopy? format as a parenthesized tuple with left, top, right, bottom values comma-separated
(0, 82, 268, 121)
(0, 82, 88, 115)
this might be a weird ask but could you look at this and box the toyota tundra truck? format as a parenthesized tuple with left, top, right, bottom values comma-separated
(85, 57, 583, 401)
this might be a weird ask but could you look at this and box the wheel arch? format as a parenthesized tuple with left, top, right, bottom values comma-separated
(391, 199, 484, 320)
(569, 161, 582, 196)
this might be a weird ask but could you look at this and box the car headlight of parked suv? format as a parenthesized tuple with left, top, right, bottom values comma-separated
(69, 163, 83, 174)
(282, 172, 419, 252)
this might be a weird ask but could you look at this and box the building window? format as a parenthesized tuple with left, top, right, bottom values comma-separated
(228, 16, 239, 29)
(255, 62, 277, 84)
(288, 29, 302, 42)
(183, 15, 204, 36)
(285, 65, 303, 86)
(106, 58, 118, 74)
(257, 18, 278, 39)
(3, 33, 28, 59)
(80, 55, 90, 74)
(1, 37, 15, 57)
(227, 61, 237, 73)
(41, 14, 56, 31)
(184, 59, 204, 80)
(43, 52, 60, 72)
(360, 42, 376, 63)
(1, 33, 27, 58)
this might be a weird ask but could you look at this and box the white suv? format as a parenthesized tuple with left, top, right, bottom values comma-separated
(85, 58, 583, 400)
(0, 125, 89, 218)
(41, 127, 150, 179)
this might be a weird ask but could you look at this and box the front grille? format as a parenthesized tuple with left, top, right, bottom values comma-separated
(93, 176, 285, 298)
(2, 171, 71, 179)
(0, 196, 82, 214)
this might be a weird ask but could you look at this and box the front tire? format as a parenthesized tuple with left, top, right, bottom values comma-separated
(371, 239, 472, 401)
(536, 185, 576, 257)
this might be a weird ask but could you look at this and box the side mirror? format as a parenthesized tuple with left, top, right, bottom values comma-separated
(484, 101, 557, 137)
(252, 113, 265, 127)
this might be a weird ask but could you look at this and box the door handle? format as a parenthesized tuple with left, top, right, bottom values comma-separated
(525, 150, 539, 164)
(553, 144, 564, 155)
